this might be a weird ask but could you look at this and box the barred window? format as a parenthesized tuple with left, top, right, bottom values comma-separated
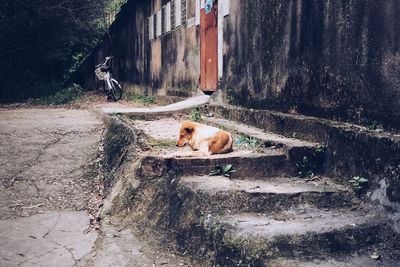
(181, 0, 186, 25)
(171, 0, 175, 29)
(148, 0, 187, 41)
(161, 6, 166, 34)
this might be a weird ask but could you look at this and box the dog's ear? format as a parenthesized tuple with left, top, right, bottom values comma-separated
(184, 127, 193, 134)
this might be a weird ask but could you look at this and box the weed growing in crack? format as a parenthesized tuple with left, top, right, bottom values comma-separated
(191, 107, 202, 122)
(363, 122, 384, 133)
(314, 144, 327, 154)
(349, 176, 369, 193)
(296, 156, 316, 178)
(234, 135, 260, 149)
(209, 164, 236, 178)
(227, 88, 237, 105)
(296, 145, 326, 178)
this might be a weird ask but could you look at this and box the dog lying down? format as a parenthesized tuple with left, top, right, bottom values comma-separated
(175, 120, 233, 157)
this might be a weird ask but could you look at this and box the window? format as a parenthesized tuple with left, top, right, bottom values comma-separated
(148, 16, 154, 40)
(161, 6, 166, 34)
(171, 0, 175, 29)
(153, 13, 157, 38)
(181, 0, 187, 25)
(148, 0, 187, 42)
(165, 2, 171, 32)
(156, 11, 161, 37)
(175, 0, 182, 27)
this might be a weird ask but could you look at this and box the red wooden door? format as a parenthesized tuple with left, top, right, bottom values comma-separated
(200, 1, 218, 92)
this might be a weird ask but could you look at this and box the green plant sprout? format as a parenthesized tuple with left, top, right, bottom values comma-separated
(234, 135, 260, 149)
(209, 164, 236, 178)
(366, 122, 384, 133)
(349, 176, 368, 191)
(296, 156, 316, 178)
(295, 144, 327, 178)
(191, 107, 202, 122)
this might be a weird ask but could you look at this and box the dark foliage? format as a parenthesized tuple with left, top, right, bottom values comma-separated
(0, 0, 109, 102)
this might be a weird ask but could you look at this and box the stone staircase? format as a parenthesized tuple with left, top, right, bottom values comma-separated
(107, 113, 397, 266)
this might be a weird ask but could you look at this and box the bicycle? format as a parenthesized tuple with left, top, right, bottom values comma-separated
(95, 56, 122, 101)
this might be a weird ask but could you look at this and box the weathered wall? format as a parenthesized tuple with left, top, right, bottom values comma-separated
(223, 0, 400, 130)
(153, 0, 200, 96)
(208, 105, 400, 229)
(74, 0, 200, 97)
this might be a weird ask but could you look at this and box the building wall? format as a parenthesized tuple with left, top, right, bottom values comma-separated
(74, 0, 400, 130)
(75, 0, 200, 97)
(222, 0, 400, 130)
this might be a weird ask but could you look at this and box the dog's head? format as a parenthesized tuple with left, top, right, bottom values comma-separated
(176, 120, 195, 147)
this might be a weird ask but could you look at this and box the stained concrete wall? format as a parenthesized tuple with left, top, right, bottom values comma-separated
(222, 0, 400, 130)
(74, 0, 200, 97)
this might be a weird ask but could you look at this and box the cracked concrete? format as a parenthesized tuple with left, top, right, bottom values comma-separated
(0, 211, 97, 267)
(0, 108, 102, 266)
(81, 223, 191, 267)
(0, 109, 102, 219)
(0, 107, 197, 266)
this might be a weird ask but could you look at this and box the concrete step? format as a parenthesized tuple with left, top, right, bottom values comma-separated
(268, 255, 400, 267)
(178, 175, 354, 213)
(203, 116, 320, 162)
(128, 116, 323, 178)
(199, 208, 386, 264)
(104, 114, 399, 267)
(138, 150, 292, 179)
(130, 116, 320, 165)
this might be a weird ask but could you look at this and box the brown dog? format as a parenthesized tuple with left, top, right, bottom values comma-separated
(176, 120, 233, 157)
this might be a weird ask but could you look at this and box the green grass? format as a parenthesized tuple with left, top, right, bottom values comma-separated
(31, 83, 83, 105)
(147, 138, 176, 148)
(124, 93, 155, 105)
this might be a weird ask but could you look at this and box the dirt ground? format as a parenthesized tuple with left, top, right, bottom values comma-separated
(0, 96, 194, 266)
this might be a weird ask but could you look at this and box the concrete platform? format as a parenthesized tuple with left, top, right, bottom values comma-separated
(102, 94, 210, 114)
